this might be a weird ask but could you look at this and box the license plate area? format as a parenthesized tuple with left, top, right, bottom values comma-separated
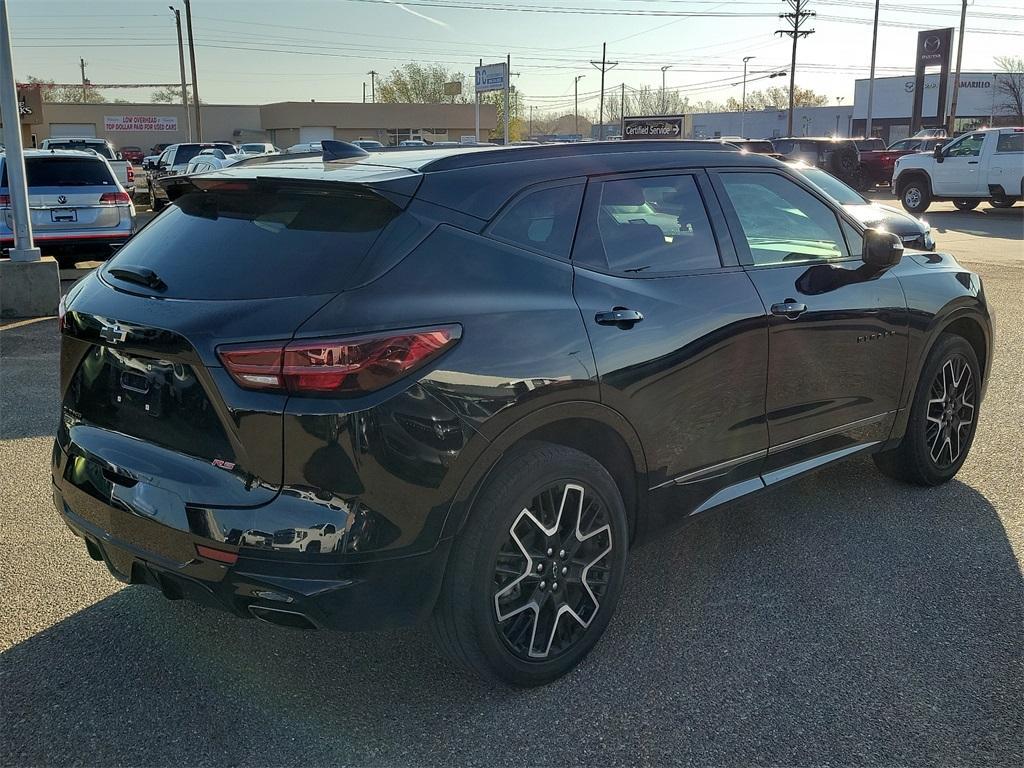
(51, 208, 78, 223)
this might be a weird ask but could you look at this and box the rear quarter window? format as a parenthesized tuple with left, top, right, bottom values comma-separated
(488, 183, 584, 258)
(996, 132, 1024, 153)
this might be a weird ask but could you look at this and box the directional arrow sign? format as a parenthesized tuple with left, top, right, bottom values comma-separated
(623, 115, 685, 140)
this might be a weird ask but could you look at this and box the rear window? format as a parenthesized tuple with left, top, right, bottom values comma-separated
(2, 157, 114, 187)
(103, 188, 398, 299)
(996, 132, 1024, 153)
(45, 141, 115, 159)
(738, 140, 775, 154)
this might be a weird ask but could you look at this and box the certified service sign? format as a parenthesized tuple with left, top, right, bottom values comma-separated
(623, 115, 684, 140)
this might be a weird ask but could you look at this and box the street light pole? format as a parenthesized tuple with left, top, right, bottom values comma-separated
(574, 74, 585, 137)
(948, 0, 968, 134)
(865, 0, 880, 138)
(182, 0, 201, 140)
(169, 6, 191, 141)
(0, 0, 40, 261)
(741, 56, 755, 137)
(660, 65, 671, 113)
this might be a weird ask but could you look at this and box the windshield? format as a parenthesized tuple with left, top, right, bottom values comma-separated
(796, 166, 864, 206)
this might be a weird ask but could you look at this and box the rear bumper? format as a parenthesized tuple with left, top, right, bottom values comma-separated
(52, 476, 453, 632)
(1, 231, 132, 249)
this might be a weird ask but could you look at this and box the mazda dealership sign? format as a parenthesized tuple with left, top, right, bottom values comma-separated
(623, 115, 684, 140)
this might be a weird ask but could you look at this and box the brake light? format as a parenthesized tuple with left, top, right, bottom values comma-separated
(218, 325, 461, 396)
(127, 164, 135, 183)
(0, 194, 9, 206)
(99, 191, 131, 204)
(195, 544, 238, 564)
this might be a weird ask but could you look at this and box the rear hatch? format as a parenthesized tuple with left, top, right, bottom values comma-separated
(2, 156, 125, 232)
(58, 175, 409, 510)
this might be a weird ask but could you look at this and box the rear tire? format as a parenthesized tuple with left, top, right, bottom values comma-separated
(990, 198, 1016, 209)
(873, 334, 980, 486)
(150, 184, 165, 212)
(953, 199, 979, 211)
(431, 443, 629, 687)
(900, 178, 931, 214)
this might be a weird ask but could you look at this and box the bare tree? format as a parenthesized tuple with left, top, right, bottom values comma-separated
(994, 55, 1024, 123)
(23, 75, 106, 104)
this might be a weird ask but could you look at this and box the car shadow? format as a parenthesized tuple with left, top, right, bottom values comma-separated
(2, 458, 1021, 767)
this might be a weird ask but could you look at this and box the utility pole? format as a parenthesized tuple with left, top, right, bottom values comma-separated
(503, 54, 510, 144)
(948, 0, 968, 134)
(776, 0, 815, 136)
(183, 0, 201, 140)
(590, 43, 618, 140)
(660, 65, 671, 113)
(864, 0, 880, 138)
(79, 57, 87, 100)
(367, 70, 378, 103)
(362, 82, 366, 103)
(169, 6, 191, 141)
(741, 56, 755, 137)
(574, 74, 585, 137)
(0, 0, 41, 261)
(529, 105, 533, 139)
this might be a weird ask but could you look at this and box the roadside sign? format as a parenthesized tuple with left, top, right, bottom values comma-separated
(475, 63, 507, 94)
(622, 115, 684, 140)
(104, 115, 178, 131)
(444, 81, 462, 97)
(460, 135, 476, 144)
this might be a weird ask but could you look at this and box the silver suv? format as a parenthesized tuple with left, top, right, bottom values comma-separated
(0, 150, 135, 264)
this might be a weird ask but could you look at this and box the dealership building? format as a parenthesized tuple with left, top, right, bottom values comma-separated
(5, 99, 498, 151)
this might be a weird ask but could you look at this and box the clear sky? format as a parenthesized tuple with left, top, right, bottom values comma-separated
(8, 0, 1024, 115)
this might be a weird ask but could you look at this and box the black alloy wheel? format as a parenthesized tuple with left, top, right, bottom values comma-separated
(924, 353, 977, 469)
(431, 443, 628, 687)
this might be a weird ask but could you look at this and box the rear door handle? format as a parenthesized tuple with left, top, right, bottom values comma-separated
(595, 308, 644, 327)
(770, 300, 808, 319)
(967, 160, 979, 164)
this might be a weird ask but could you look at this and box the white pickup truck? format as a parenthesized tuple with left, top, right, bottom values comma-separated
(893, 126, 1024, 213)
(39, 137, 135, 198)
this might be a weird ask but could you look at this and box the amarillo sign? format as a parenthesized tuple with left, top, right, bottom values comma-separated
(623, 115, 684, 140)
(104, 115, 178, 131)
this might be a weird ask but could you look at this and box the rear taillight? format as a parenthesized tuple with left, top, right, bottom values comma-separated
(0, 194, 9, 206)
(218, 325, 461, 396)
(127, 164, 135, 183)
(99, 191, 131, 204)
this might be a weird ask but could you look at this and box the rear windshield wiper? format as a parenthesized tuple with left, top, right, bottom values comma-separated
(108, 266, 166, 291)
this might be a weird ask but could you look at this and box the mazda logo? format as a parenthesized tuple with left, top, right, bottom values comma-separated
(923, 36, 941, 53)
(57, 195, 67, 204)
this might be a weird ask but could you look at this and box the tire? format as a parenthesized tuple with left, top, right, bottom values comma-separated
(874, 334, 981, 486)
(990, 198, 1016, 209)
(953, 199, 979, 211)
(431, 442, 629, 687)
(900, 177, 932, 214)
(150, 184, 165, 212)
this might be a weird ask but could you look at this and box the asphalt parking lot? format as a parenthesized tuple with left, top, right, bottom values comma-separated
(1, 198, 1022, 767)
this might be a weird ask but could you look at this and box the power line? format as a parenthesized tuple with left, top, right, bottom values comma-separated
(776, 0, 815, 135)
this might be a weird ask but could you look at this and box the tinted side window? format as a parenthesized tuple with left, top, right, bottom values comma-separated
(719, 172, 850, 266)
(774, 140, 795, 154)
(596, 174, 720, 274)
(489, 183, 583, 258)
(841, 220, 864, 259)
(996, 132, 1024, 153)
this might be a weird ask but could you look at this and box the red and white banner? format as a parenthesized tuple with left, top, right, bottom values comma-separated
(104, 115, 178, 131)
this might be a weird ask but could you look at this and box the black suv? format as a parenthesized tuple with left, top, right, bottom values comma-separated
(55, 141, 993, 687)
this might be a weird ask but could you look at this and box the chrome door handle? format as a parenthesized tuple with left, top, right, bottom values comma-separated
(595, 308, 644, 328)
(770, 301, 808, 319)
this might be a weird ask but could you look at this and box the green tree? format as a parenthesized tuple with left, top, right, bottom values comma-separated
(151, 86, 184, 104)
(994, 55, 1024, 123)
(377, 64, 471, 104)
(24, 75, 106, 104)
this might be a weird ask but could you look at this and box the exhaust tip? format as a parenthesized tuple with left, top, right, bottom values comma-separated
(249, 605, 316, 630)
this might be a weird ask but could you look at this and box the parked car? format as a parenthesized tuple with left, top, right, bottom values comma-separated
(399, 139, 427, 147)
(285, 141, 323, 153)
(120, 146, 146, 164)
(854, 137, 887, 152)
(716, 138, 784, 158)
(237, 142, 280, 155)
(54, 140, 992, 687)
(39, 137, 135, 197)
(352, 140, 384, 150)
(789, 162, 935, 250)
(148, 142, 244, 210)
(893, 126, 1024, 213)
(1, 149, 135, 264)
(183, 150, 246, 175)
(857, 137, 946, 191)
(771, 137, 861, 180)
(150, 143, 173, 156)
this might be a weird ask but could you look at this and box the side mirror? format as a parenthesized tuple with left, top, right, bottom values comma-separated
(933, 144, 944, 163)
(863, 229, 904, 270)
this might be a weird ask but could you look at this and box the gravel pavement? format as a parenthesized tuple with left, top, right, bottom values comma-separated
(1, 199, 1021, 767)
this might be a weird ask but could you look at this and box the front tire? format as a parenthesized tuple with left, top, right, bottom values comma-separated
(900, 178, 932, 214)
(953, 199, 979, 211)
(431, 443, 629, 687)
(874, 334, 980, 486)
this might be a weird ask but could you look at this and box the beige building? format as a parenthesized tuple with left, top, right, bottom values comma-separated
(6, 100, 497, 152)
